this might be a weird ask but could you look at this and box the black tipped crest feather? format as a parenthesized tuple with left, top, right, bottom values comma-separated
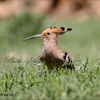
(49, 27, 56, 29)
(60, 27, 65, 31)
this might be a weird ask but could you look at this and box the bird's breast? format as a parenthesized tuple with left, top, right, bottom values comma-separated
(40, 53, 63, 69)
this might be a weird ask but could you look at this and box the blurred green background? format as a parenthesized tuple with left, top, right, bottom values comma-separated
(0, 0, 100, 62)
(0, 11, 100, 64)
(0, 0, 100, 99)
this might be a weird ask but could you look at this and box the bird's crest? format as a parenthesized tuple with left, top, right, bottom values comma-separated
(42, 27, 72, 35)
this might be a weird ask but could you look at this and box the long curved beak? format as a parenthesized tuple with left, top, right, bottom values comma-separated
(23, 34, 42, 41)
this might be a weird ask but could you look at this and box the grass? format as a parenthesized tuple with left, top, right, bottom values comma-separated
(0, 12, 100, 99)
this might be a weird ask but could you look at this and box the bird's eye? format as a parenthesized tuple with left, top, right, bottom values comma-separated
(47, 33, 50, 35)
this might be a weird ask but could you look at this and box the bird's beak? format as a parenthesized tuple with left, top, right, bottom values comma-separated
(66, 28, 72, 32)
(23, 34, 42, 41)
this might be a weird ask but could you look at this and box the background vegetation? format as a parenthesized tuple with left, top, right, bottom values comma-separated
(0, 12, 100, 99)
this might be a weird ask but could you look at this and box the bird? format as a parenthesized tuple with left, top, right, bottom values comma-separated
(24, 27, 75, 70)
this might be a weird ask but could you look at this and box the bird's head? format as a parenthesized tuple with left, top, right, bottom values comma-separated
(24, 27, 72, 41)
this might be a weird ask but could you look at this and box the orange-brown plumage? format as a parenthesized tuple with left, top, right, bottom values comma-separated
(24, 27, 75, 70)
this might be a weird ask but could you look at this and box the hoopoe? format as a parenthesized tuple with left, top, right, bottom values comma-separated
(24, 27, 75, 70)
